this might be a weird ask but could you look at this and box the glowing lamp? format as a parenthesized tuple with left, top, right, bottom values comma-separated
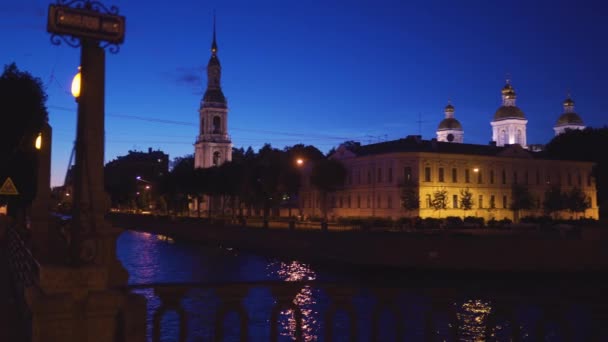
(35, 132, 42, 150)
(296, 158, 304, 166)
(71, 66, 81, 99)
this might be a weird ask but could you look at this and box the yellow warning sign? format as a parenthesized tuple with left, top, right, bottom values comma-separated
(0, 177, 19, 195)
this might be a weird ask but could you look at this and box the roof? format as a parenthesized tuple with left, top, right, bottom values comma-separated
(493, 105, 526, 121)
(343, 137, 510, 157)
(556, 112, 584, 126)
(202, 88, 227, 106)
(437, 118, 462, 130)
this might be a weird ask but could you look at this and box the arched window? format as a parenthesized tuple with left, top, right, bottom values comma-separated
(501, 130, 507, 145)
(213, 151, 221, 166)
(201, 118, 205, 134)
(516, 129, 522, 145)
(213, 116, 221, 134)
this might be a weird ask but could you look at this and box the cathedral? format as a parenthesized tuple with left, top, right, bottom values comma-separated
(299, 81, 597, 221)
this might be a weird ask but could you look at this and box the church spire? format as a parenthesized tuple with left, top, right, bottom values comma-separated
(211, 13, 218, 55)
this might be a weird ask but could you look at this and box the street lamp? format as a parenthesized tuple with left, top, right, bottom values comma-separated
(296, 158, 304, 166)
(34, 132, 42, 150)
(71, 66, 81, 99)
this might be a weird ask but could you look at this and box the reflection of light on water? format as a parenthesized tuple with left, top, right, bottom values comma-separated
(268, 260, 318, 341)
(456, 299, 492, 341)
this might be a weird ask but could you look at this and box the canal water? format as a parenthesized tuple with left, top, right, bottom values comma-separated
(116, 230, 602, 341)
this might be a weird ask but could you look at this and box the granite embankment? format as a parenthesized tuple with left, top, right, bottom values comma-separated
(108, 213, 608, 273)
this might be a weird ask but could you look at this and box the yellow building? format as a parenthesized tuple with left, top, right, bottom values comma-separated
(299, 137, 597, 221)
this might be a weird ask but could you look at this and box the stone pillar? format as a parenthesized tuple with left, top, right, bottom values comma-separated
(25, 39, 145, 341)
(29, 123, 52, 260)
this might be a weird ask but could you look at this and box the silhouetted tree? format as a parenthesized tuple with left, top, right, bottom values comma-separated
(310, 159, 346, 219)
(430, 189, 448, 218)
(400, 179, 420, 217)
(510, 184, 534, 222)
(544, 127, 608, 218)
(459, 188, 474, 217)
(0, 63, 49, 219)
(564, 187, 591, 219)
(543, 185, 564, 219)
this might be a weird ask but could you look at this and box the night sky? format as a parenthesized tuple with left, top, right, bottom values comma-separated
(1, 0, 607, 186)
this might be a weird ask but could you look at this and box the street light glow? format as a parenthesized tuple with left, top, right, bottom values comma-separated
(296, 158, 304, 166)
(35, 132, 42, 150)
(71, 66, 81, 99)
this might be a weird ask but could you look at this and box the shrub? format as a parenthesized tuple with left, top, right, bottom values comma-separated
(445, 216, 463, 228)
(463, 216, 484, 227)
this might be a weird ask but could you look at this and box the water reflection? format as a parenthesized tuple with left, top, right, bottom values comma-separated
(268, 260, 318, 341)
(456, 299, 492, 341)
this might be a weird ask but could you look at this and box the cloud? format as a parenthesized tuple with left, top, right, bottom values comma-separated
(162, 66, 204, 93)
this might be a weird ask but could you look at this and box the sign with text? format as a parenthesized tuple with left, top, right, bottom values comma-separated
(47, 4, 125, 44)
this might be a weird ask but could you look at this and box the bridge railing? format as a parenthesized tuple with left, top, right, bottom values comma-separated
(127, 280, 608, 342)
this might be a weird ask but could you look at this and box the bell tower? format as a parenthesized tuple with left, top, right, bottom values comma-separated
(194, 16, 232, 168)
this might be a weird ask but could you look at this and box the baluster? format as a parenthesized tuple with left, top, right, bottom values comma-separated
(152, 286, 189, 342)
(213, 284, 251, 342)
(269, 283, 306, 342)
(370, 288, 404, 341)
(322, 285, 358, 342)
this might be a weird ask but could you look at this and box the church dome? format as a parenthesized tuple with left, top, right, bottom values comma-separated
(563, 97, 575, 107)
(438, 118, 462, 130)
(444, 103, 455, 113)
(556, 112, 583, 126)
(493, 106, 526, 121)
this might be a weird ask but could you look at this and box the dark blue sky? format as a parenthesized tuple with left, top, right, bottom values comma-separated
(1, 0, 607, 186)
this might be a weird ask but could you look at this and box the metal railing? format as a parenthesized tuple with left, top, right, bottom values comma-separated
(127, 280, 607, 342)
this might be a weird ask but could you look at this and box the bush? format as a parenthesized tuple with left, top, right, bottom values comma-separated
(445, 216, 463, 228)
(463, 216, 484, 227)
(421, 217, 443, 229)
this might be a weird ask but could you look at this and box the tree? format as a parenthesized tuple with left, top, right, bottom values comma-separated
(400, 179, 420, 217)
(310, 158, 347, 219)
(564, 187, 591, 219)
(459, 188, 474, 217)
(430, 188, 448, 218)
(544, 127, 608, 218)
(543, 185, 564, 219)
(0, 63, 49, 219)
(510, 184, 534, 222)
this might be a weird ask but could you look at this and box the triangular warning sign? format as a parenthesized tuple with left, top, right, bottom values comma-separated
(0, 177, 19, 195)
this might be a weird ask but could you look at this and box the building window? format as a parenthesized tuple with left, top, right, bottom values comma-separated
(477, 171, 483, 184)
(578, 173, 582, 186)
(347, 171, 352, 185)
(516, 129, 522, 145)
(339, 196, 343, 208)
(525, 171, 529, 185)
(545, 174, 551, 185)
(426, 194, 432, 208)
(513, 171, 518, 185)
(501, 169, 506, 184)
(478, 195, 483, 209)
(465, 169, 470, 183)
(213, 116, 221, 134)
(567, 173, 572, 186)
(367, 196, 371, 208)
(404, 167, 412, 181)
(377, 195, 381, 208)
(536, 170, 540, 185)
(357, 169, 361, 185)
(490, 195, 496, 209)
(424, 167, 431, 182)
(347, 195, 351, 208)
(213, 151, 221, 166)
(388, 167, 393, 183)
(438, 168, 445, 182)
(490, 170, 495, 184)
(357, 195, 361, 208)
(502, 195, 507, 209)
(587, 174, 592, 187)
(377, 168, 382, 183)
(367, 171, 372, 184)
(387, 196, 392, 209)
(452, 168, 457, 182)
(453, 195, 458, 209)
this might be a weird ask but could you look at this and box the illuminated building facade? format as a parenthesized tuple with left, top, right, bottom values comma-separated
(299, 82, 597, 221)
